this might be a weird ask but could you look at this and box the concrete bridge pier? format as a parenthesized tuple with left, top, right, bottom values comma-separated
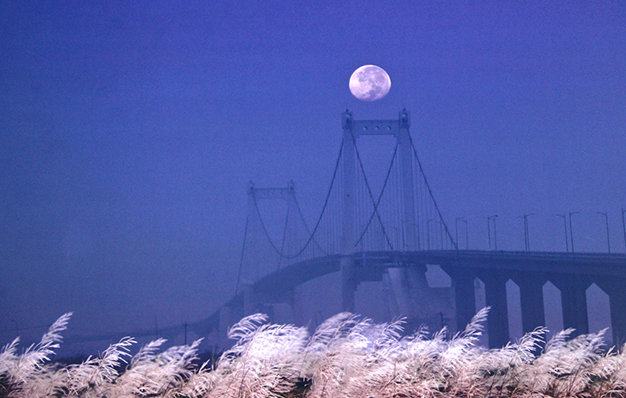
(609, 285, 626, 346)
(556, 276, 589, 335)
(482, 274, 509, 347)
(447, 268, 477, 334)
(243, 284, 296, 323)
(405, 264, 429, 305)
(598, 278, 626, 346)
(516, 275, 546, 334)
(261, 289, 296, 324)
(386, 267, 417, 318)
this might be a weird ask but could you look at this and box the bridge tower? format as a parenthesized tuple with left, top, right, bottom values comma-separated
(222, 181, 301, 340)
(245, 180, 300, 273)
(236, 181, 301, 303)
(340, 109, 417, 252)
(340, 110, 428, 316)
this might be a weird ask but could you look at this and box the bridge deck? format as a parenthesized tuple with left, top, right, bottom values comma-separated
(199, 250, 626, 334)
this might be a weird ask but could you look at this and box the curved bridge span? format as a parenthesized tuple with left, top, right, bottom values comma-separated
(197, 250, 626, 348)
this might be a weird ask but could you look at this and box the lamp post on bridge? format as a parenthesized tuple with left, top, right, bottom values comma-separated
(622, 207, 626, 252)
(556, 214, 569, 253)
(568, 211, 580, 253)
(597, 211, 611, 253)
(487, 215, 498, 251)
(520, 213, 535, 252)
(455, 217, 469, 250)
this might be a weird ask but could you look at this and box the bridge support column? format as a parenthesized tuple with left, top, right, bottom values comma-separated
(261, 289, 297, 324)
(558, 277, 589, 335)
(610, 289, 626, 346)
(518, 276, 546, 334)
(483, 274, 509, 347)
(387, 267, 415, 318)
(405, 264, 429, 316)
(341, 256, 358, 312)
(450, 270, 476, 334)
(599, 279, 626, 346)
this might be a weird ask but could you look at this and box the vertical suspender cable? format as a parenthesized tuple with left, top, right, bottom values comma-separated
(407, 132, 458, 250)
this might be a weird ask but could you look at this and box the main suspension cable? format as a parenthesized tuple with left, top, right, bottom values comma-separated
(293, 196, 328, 255)
(253, 140, 344, 259)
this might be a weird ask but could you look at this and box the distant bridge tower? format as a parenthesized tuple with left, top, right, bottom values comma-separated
(341, 109, 417, 252)
(241, 180, 299, 282)
(247, 180, 297, 230)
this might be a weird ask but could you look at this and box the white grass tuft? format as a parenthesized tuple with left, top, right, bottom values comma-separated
(1, 310, 625, 397)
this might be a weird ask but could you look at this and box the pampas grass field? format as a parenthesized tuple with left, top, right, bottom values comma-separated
(1, 308, 624, 397)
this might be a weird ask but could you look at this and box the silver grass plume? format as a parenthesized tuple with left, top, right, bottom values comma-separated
(2, 310, 626, 397)
(0, 312, 72, 396)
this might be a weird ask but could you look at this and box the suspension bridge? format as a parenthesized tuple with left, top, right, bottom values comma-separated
(37, 109, 625, 351)
(181, 109, 626, 349)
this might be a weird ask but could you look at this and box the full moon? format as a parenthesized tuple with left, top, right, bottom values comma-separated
(349, 65, 391, 101)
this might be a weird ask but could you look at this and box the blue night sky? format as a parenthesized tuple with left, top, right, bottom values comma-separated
(1, 2, 625, 348)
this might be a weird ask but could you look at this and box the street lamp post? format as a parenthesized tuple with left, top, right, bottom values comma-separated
(487, 215, 498, 251)
(493, 215, 498, 250)
(464, 218, 469, 249)
(597, 211, 611, 253)
(556, 214, 569, 252)
(455, 217, 468, 250)
(622, 207, 626, 252)
(568, 211, 580, 253)
(520, 213, 535, 252)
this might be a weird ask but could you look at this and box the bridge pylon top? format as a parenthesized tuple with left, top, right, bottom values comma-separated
(399, 108, 410, 128)
(341, 109, 411, 138)
(247, 180, 297, 201)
